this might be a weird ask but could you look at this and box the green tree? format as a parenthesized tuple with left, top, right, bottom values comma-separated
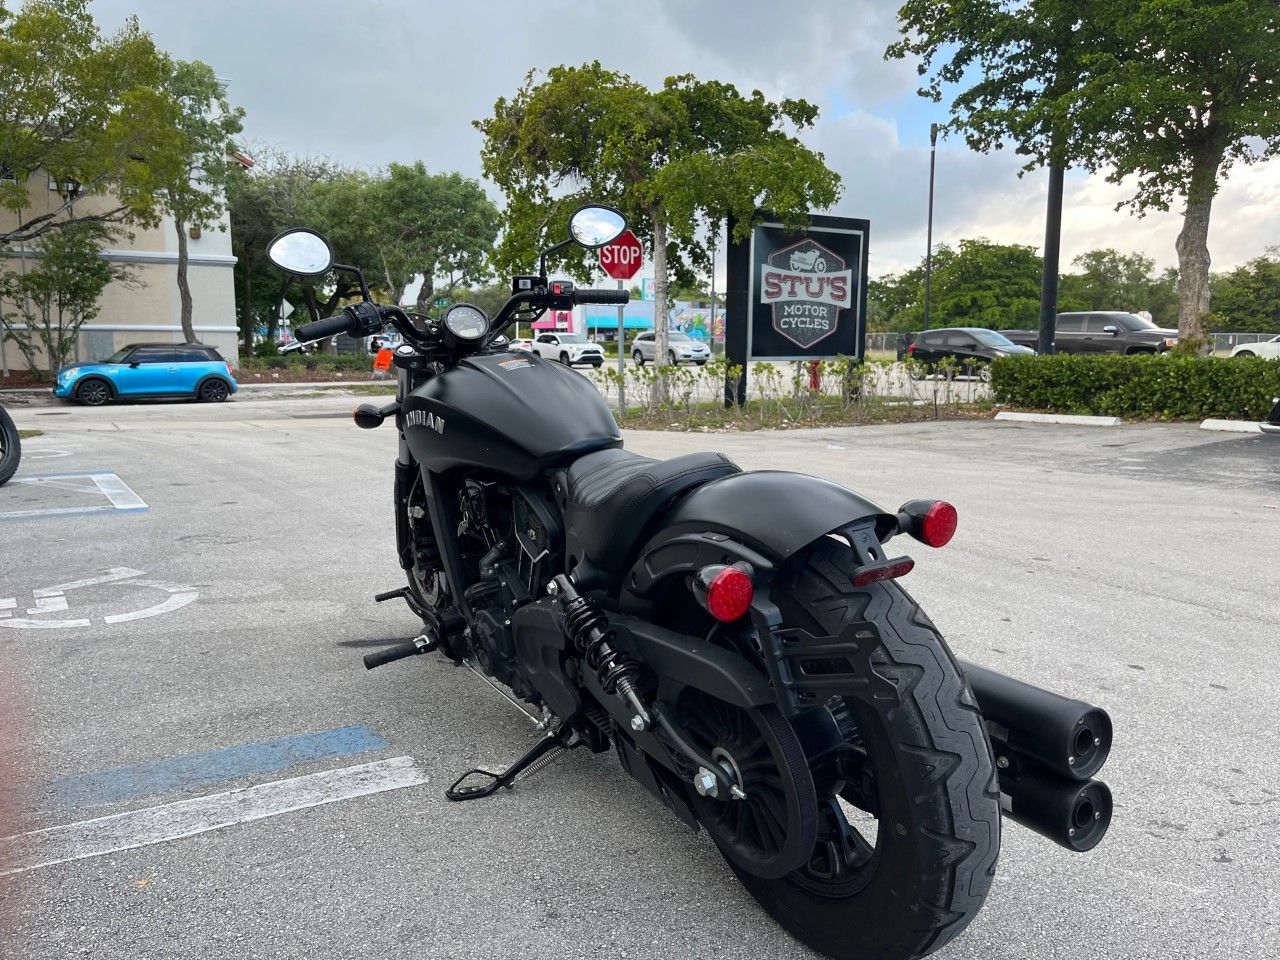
(929, 239, 1049, 329)
(1075, 0, 1280, 346)
(157, 58, 245, 343)
(1058, 248, 1178, 324)
(0, 0, 185, 244)
(0, 222, 127, 375)
(1208, 249, 1280, 334)
(476, 63, 840, 399)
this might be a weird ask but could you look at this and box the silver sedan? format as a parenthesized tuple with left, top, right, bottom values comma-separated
(630, 331, 711, 366)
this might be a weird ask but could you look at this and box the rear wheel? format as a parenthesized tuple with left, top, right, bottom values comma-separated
(1235, 350, 1255, 358)
(632, 350, 645, 366)
(197, 378, 231, 402)
(719, 538, 1001, 960)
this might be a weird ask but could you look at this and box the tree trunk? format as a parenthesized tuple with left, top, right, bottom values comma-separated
(415, 274, 435, 314)
(650, 213, 670, 407)
(175, 218, 196, 343)
(1174, 143, 1225, 345)
(241, 256, 255, 356)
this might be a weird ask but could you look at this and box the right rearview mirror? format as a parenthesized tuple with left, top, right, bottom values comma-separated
(267, 228, 334, 276)
(1102, 325, 1118, 335)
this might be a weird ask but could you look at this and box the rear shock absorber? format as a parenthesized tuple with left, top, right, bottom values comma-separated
(549, 575, 652, 732)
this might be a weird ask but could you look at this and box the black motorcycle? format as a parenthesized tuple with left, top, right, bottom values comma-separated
(267, 206, 1114, 960)
(0, 403, 20, 486)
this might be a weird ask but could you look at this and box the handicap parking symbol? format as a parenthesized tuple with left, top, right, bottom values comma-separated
(0, 567, 198, 629)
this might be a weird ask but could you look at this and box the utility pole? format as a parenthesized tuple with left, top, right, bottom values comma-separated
(1038, 162, 1064, 354)
(923, 122, 939, 330)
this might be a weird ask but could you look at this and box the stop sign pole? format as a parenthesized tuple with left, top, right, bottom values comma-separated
(599, 229, 643, 416)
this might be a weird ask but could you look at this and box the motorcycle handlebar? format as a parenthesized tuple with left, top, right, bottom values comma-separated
(295, 310, 355, 343)
(574, 288, 630, 306)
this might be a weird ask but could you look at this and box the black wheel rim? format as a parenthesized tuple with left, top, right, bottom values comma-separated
(79, 381, 108, 405)
(681, 691, 816, 878)
(203, 381, 228, 401)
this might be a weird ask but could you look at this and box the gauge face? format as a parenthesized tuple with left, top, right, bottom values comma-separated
(443, 304, 488, 340)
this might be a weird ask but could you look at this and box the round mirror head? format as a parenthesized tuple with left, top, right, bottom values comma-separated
(568, 205, 627, 249)
(443, 303, 489, 341)
(267, 228, 334, 276)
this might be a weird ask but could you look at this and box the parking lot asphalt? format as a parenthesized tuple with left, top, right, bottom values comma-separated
(1, 399, 1277, 960)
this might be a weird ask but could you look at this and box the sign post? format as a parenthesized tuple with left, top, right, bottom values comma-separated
(599, 229, 644, 416)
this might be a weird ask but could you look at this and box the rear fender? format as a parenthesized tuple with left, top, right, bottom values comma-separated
(623, 470, 896, 601)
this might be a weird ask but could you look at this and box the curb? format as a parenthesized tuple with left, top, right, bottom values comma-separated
(1200, 419, 1263, 434)
(995, 412, 1122, 427)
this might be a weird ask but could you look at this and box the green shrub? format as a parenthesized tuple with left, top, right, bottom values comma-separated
(991, 354, 1280, 420)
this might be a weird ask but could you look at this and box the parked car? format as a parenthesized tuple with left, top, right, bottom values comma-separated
(1000, 312, 1178, 354)
(1230, 335, 1280, 359)
(508, 338, 535, 353)
(54, 343, 238, 406)
(631, 330, 711, 366)
(530, 332, 604, 367)
(1264, 397, 1280, 435)
(905, 327, 1034, 379)
(0, 403, 19, 486)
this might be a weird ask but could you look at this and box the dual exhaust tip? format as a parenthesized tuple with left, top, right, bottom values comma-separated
(960, 659, 1114, 852)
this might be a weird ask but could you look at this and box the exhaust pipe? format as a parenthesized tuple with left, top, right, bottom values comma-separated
(959, 660, 1112, 780)
(999, 762, 1112, 852)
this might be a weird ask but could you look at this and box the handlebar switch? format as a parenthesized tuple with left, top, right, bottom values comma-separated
(511, 275, 540, 294)
(349, 301, 384, 336)
(548, 280, 575, 310)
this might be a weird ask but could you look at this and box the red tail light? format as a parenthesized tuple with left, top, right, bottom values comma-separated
(692, 563, 754, 622)
(225, 362, 234, 377)
(907, 342, 916, 353)
(921, 501, 957, 547)
(852, 556, 915, 587)
(897, 499, 958, 548)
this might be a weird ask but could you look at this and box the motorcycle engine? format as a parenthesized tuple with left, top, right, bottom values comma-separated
(459, 482, 562, 703)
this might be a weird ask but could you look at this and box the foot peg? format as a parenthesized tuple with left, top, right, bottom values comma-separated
(445, 724, 585, 802)
(363, 633, 437, 670)
(374, 587, 410, 603)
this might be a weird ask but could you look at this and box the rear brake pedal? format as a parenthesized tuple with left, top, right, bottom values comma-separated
(374, 587, 410, 603)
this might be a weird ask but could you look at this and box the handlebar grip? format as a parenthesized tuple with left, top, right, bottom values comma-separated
(295, 310, 355, 342)
(574, 288, 630, 305)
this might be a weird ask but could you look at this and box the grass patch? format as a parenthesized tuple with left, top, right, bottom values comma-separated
(18, 429, 42, 438)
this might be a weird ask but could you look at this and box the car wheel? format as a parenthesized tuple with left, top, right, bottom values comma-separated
(198, 378, 231, 403)
(695, 360, 707, 367)
(1126, 347, 1156, 355)
(559, 351, 572, 365)
(75, 378, 112, 406)
(978, 364, 992, 383)
(632, 351, 645, 366)
(668, 350, 678, 365)
(1235, 350, 1255, 358)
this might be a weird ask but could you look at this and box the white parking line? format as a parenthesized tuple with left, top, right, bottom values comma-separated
(0, 756, 427, 876)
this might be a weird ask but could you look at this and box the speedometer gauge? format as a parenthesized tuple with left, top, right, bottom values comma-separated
(443, 304, 489, 340)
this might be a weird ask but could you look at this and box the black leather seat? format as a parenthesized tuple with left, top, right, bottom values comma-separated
(555, 448, 740, 573)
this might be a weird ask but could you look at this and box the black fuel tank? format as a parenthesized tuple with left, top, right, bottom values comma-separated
(403, 350, 621, 480)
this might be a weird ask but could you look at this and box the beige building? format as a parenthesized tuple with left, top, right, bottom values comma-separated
(1, 173, 239, 374)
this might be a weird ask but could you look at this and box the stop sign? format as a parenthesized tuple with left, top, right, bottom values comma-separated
(599, 229, 644, 280)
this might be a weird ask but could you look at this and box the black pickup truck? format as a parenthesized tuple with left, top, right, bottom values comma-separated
(1000, 311, 1179, 354)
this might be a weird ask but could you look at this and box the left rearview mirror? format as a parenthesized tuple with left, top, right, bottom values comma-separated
(267, 228, 334, 276)
(568, 205, 626, 249)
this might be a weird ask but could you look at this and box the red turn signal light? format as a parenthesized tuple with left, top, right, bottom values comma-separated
(897, 499, 958, 548)
(692, 563, 754, 622)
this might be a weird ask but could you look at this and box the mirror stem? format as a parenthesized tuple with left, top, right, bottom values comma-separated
(333, 263, 373, 302)
(538, 238, 573, 280)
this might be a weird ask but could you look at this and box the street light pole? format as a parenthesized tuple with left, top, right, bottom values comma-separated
(923, 122, 939, 330)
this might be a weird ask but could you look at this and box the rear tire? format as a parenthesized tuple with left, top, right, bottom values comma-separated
(633, 350, 645, 366)
(727, 538, 1001, 960)
(0, 405, 20, 486)
(197, 378, 231, 402)
(1235, 350, 1255, 358)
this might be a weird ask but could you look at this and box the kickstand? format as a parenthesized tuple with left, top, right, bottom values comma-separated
(445, 724, 584, 802)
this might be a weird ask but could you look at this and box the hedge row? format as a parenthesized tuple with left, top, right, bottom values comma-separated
(238, 353, 374, 372)
(990, 353, 1280, 420)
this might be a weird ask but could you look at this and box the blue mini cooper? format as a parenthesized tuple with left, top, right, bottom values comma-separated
(54, 342, 238, 405)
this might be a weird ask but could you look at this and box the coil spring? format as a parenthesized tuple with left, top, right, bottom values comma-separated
(563, 594, 640, 697)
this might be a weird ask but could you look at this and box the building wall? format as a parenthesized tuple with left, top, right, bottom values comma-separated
(1, 174, 239, 374)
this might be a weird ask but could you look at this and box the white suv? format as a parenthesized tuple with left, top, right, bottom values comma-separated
(631, 331, 711, 366)
(531, 332, 604, 368)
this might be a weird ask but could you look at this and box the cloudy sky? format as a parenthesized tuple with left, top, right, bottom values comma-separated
(91, 0, 1280, 281)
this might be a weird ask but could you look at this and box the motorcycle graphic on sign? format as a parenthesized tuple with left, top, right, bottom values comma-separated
(760, 238, 853, 350)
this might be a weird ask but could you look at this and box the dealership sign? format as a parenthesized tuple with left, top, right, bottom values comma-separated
(731, 215, 869, 361)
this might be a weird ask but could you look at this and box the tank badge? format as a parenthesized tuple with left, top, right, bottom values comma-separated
(405, 410, 445, 434)
(498, 358, 532, 371)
